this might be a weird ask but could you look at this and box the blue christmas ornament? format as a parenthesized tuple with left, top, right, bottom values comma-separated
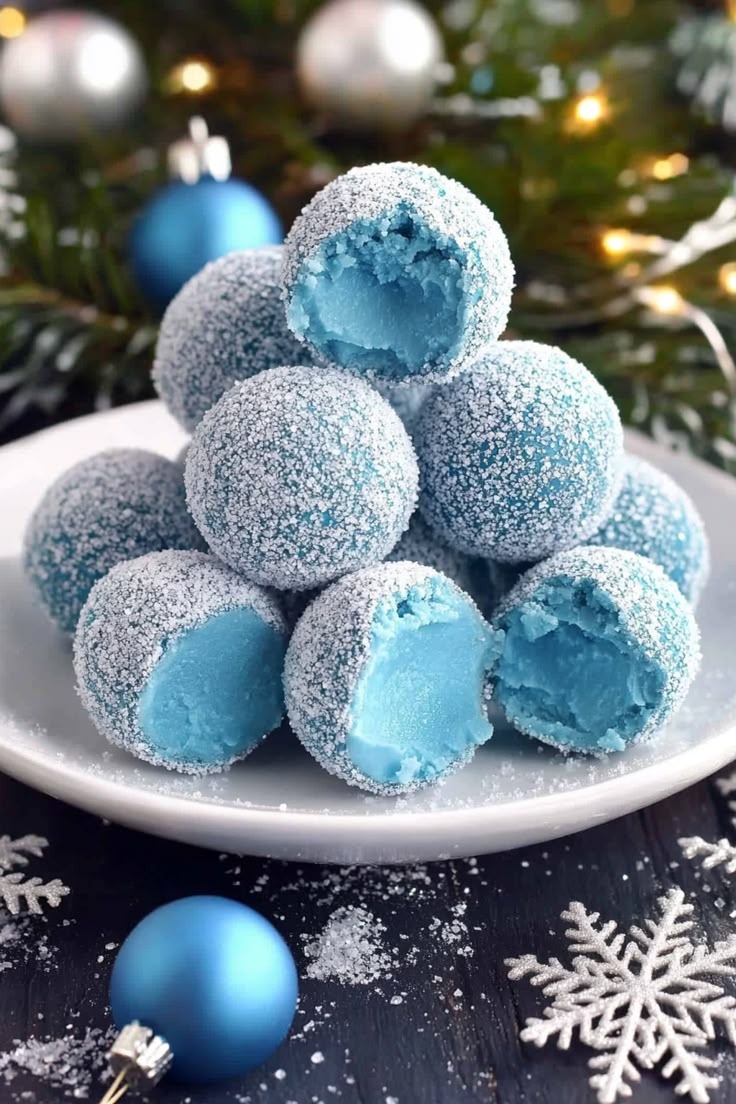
(108, 896, 298, 1086)
(130, 118, 282, 307)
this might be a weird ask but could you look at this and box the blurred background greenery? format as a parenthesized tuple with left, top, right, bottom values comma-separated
(1, 0, 735, 471)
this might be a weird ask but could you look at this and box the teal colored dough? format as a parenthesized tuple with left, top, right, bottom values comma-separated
(491, 547, 701, 755)
(74, 550, 288, 773)
(285, 562, 502, 794)
(282, 162, 513, 384)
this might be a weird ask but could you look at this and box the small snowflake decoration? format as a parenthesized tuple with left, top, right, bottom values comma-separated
(507, 888, 736, 1103)
(0, 834, 69, 915)
(679, 769, 736, 876)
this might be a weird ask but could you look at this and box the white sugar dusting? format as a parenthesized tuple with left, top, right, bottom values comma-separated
(185, 365, 418, 590)
(416, 340, 624, 562)
(73, 549, 286, 773)
(154, 246, 317, 432)
(282, 161, 514, 384)
(303, 906, 393, 984)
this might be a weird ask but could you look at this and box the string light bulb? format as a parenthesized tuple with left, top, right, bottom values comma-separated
(166, 59, 217, 95)
(639, 286, 685, 316)
(602, 229, 634, 256)
(574, 93, 606, 126)
(0, 6, 25, 38)
(719, 262, 736, 296)
(650, 153, 689, 181)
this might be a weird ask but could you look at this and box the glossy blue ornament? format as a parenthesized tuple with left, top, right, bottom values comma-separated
(130, 176, 283, 307)
(109, 896, 298, 1083)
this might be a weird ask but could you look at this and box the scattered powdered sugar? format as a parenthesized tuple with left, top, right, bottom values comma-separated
(303, 906, 393, 984)
(0, 1026, 114, 1100)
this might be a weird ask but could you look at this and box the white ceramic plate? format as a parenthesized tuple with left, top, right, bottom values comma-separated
(0, 401, 734, 864)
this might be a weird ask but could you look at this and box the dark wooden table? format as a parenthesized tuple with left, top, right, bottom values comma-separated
(1, 766, 735, 1104)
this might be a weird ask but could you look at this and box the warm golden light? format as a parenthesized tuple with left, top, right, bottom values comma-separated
(602, 229, 633, 256)
(0, 6, 25, 38)
(719, 262, 736, 296)
(729, 0, 736, 22)
(575, 94, 606, 125)
(167, 59, 216, 94)
(641, 286, 685, 316)
(650, 153, 689, 181)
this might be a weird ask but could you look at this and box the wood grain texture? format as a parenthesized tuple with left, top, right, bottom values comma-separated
(0, 769, 735, 1104)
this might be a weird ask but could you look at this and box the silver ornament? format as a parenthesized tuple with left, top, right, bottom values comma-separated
(297, 0, 443, 127)
(0, 10, 147, 141)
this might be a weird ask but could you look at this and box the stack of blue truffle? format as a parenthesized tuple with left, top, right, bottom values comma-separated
(23, 162, 706, 794)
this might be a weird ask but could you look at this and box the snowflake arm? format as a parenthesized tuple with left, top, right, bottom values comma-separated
(680, 835, 736, 874)
(0, 834, 47, 870)
(0, 872, 70, 916)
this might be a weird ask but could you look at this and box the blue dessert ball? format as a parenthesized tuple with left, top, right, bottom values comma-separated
(154, 247, 317, 432)
(491, 546, 701, 755)
(23, 449, 205, 635)
(583, 455, 709, 603)
(110, 896, 298, 1083)
(285, 561, 503, 794)
(416, 341, 624, 562)
(74, 550, 288, 773)
(185, 366, 419, 590)
(282, 162, 514, 385)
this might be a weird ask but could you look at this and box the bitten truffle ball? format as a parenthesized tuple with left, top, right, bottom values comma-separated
(584, 455, 709, 603)
(282, 162, 514, 385)
(491, 547, 701, 754)
(154, 247, 316, 432)
(185, 366, 419, 590)
(416, 341, 624, 562)
(23, 448, 205, 634)
(74, 550, 288, 773)
(285, 562, 502, 794)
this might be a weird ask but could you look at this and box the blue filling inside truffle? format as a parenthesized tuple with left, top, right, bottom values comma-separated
(347, 587, 495, 786)
(138, 608, 285, 769)
(288, 210, 469, 380)
(494, 579, 665, 753)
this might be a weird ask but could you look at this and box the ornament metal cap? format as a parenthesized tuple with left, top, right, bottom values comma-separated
(167, 116, 231, 183)
(98, 1022, 173, 1104)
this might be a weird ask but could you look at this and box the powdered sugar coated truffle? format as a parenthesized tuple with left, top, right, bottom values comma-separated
(23, 449, 205, 634)
(186, 366, 419, 590)
(153, 247, 316, 432)
(74, 550, 288, 773)
(285, 561, 502, 794)
(492, 546, 701, 755)
(416, 341, 624, 562)
(584, 455, 709, 603)
(282, 162, 514, 385)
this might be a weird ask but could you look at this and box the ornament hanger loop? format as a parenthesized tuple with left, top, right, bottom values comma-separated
(167, 116, 231, 183)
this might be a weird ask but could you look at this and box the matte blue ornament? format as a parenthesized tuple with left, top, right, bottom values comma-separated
(109, 896, 298, 1084)
(130, 118, 282, 307)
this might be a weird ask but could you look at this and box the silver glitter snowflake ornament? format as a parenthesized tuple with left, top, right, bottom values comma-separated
(0, 833, 69, 915)
(507, 888, 736, 1103)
